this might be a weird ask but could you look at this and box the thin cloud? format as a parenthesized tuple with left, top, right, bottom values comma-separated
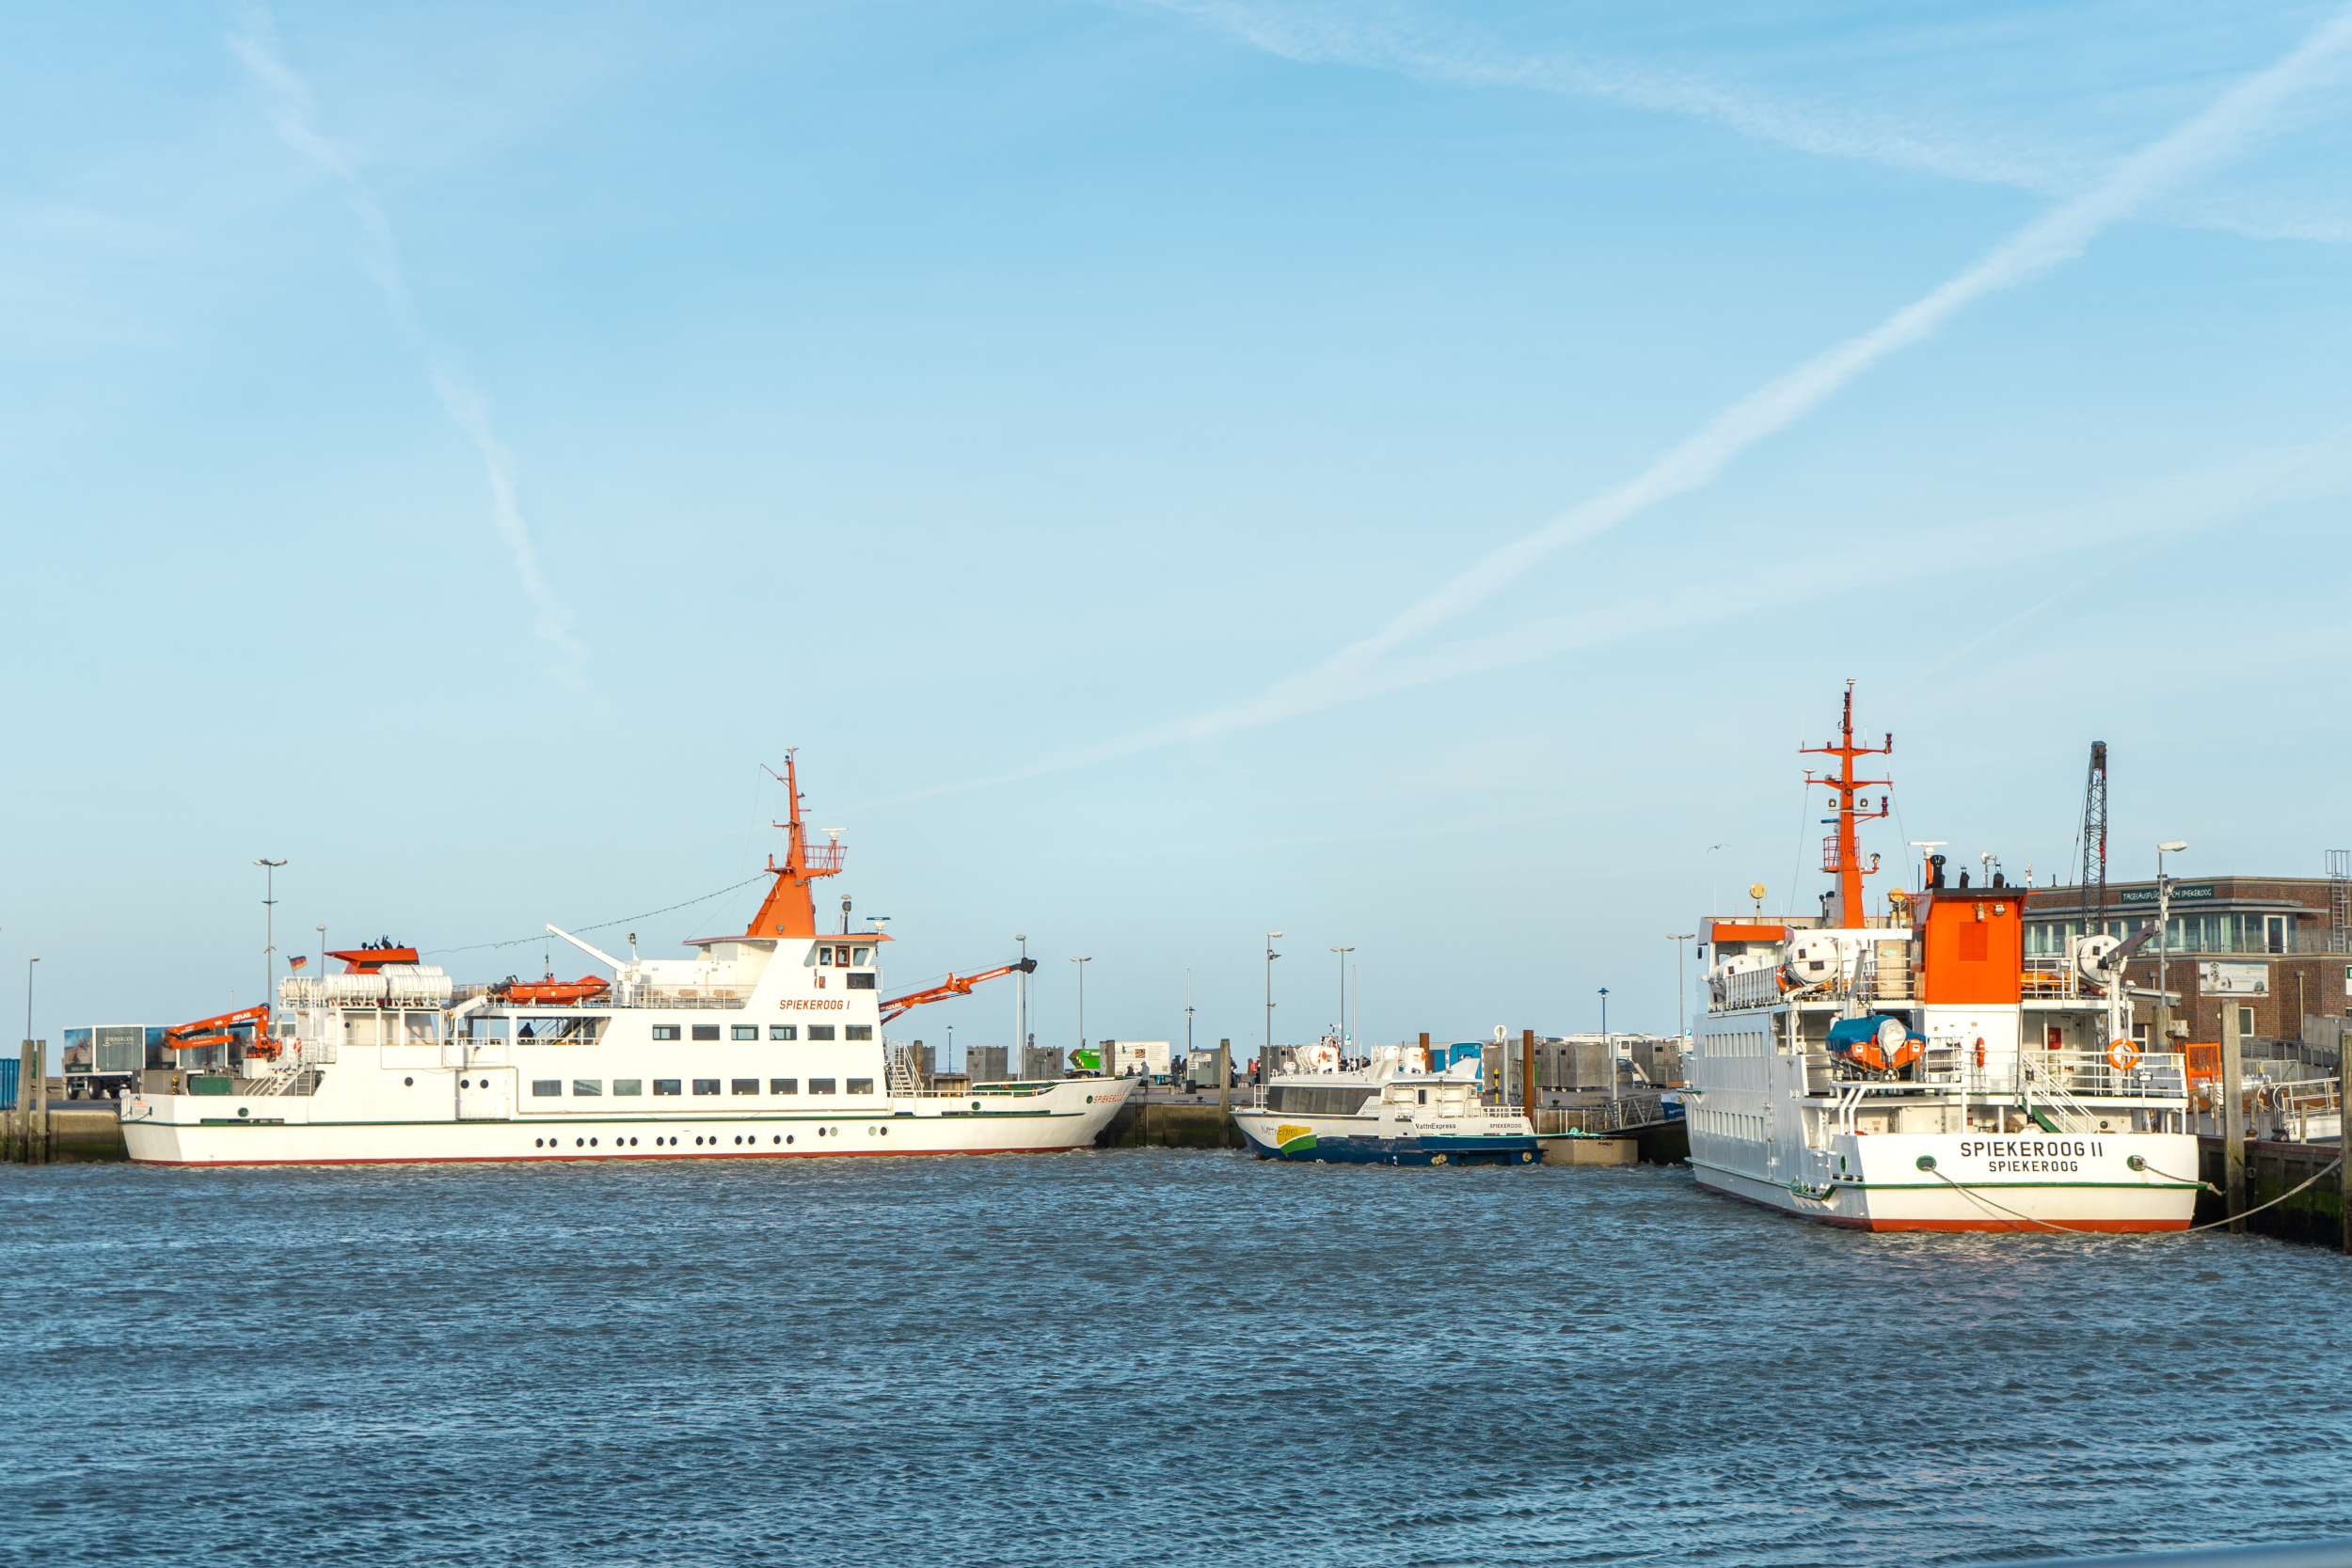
(228, 3, 586, 674)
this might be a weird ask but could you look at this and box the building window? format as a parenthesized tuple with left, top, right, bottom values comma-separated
(808, 1025, 836, 1041)
(771, 1025, 797, 1040)
(846, 1025, 874, 1041)
(809, 1078, 837, 1095)
(732, 1025, 758, 1041)
(2239, 1005, 2257, 1039)
(692, 1024, 721, 1041)
(572, 1079, 602, 1097)
(847, 1077, 874, 1095)
(847, 974, 877, 990)
(771, 1078, 798, 1095)
(732, 1078, 759, 1095)
(2268, 916, 2288, 955)
(653, 1079, 682, 1096)
(532, 1080, 562, 1098)
(693, 1079, 721, 1095)
(652, 1025, 680, 1041)
(612, 1079, 643, 1097)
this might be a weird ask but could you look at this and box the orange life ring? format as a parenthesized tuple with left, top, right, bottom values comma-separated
(1973, 1039, 1986, 1069)
(2106, 1039, 2141, 1071)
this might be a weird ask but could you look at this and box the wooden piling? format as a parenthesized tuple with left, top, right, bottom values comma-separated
(1521, 1028, 1536, 1120)
(2221, 1002, 2245, 1233)
(2341, 1042, 2350, 1257)
(1216, 1038, 1230, 1124)
(1419, 1031, 1431, 1074)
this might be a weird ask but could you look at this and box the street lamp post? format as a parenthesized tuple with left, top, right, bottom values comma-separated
(1070, 956, 1090, 1076)
(316, 924, 326, 973)
(2155, 841, 2188, 1058)
(1329, 945, 1354, 1059)
(1015, 934, 1027, 1080)
(25, 955, 38, 1051)
(1264, 932, 1282, 1091)
(1667, 933, 1695, 1051)
(1599, 986, 1613, 1103)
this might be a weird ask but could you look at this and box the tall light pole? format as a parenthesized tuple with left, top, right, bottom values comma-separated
(254, 859, 286, 1019)
(1264, 931, 1282, 1086)
(1668, 933, 1695, 1049)
(1070, 956, 1090, 1076)
(1184, 969, 1194, 1079)
(1329, 945, 1354, 1057)
(2155, 841, 2188, 1055)
(316, 924, 326, 973)
(1015, 933, 1028, 1076)
(25, 955, 38, 1053)
(1599, 986, 1613, 1103)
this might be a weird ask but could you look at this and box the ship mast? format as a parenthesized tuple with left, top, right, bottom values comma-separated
(744, 752, 845, 939)
(1800, 681, 1893, 927)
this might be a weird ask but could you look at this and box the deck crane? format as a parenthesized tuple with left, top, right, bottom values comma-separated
(164, 1004, 278, 1061)
(881, 958, 1037, 1023)
(2078, 741, 2109, 941)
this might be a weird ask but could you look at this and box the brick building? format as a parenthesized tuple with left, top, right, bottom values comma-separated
(2025, 874, 2352, 1056)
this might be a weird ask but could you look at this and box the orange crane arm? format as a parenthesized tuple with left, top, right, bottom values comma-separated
(880, 958, 1036, 1023)
(165, 1004, 276, 1056)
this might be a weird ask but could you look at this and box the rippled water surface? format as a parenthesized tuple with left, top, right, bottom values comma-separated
(5, 1149, 2346, 1566)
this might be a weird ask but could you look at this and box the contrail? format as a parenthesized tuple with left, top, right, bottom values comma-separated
(228, 4, 586, 673)
(871, 5, 2352, 810)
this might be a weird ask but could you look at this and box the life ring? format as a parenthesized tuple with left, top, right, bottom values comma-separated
(1973, 1039, 1986, 1069)
(2106, 1039, 2141, 1071)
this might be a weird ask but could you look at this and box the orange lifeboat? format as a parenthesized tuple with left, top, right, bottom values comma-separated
(497, 974, 612, 1006)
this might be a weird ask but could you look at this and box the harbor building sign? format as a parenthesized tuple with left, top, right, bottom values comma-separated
(2120, 884, 2214, 904)
(2198, 960, 2268, 995)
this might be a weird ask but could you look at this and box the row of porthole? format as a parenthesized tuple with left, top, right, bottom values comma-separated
(530, 1127, 880, 1150)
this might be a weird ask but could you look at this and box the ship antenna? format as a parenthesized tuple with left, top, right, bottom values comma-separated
(1798, 679, 1894, 926)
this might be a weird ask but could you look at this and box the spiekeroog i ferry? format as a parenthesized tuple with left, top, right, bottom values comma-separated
(1686, 684, 2199, 1232)
(120, 757, 1135, 1165)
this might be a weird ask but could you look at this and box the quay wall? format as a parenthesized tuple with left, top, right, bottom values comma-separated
(2193, 1136, 2344, 1248)
(1097, 1101, 1245, 1150)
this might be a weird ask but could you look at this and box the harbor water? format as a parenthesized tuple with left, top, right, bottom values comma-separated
(4, 1149, 2346, 1566)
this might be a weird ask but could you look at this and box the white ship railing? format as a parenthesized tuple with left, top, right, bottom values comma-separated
(1972, 1047, 2186, 1103)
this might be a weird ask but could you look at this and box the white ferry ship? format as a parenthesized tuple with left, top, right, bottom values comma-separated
(1687, 685, 2200, 1232)
(1232, 1038, 1540, 1166)
(120, 758, 1136, 1165)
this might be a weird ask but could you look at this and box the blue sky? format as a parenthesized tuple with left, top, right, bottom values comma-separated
(7, 1, 2351, 1062)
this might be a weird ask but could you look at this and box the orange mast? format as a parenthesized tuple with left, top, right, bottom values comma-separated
(744, 752, 845, 939)
(1800, 681, 1893, 927)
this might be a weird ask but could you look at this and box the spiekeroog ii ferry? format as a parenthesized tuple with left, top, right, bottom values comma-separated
(120, 757, 1135, 1165)
(1685, 684, 2199, 1232)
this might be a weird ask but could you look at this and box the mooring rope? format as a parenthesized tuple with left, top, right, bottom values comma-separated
(1922, 1156, 2343, 1237)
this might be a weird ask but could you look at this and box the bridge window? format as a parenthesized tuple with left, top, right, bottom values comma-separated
(847, 974, 876, 990)
(771, 1025, 798, 1040)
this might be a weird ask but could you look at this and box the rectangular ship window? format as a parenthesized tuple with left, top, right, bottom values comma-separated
(572, 1079, 602, 1097)
(771, 1078, 798, 1095)
(809, 1078, 837, 1095)
(692, 1024, 721, 1041)
(771, 1025, 797, 1041)
(732, 1025, 758, 1040)
(612, 1079, 643, 1097)
(846, 1025, 874, 1041)
(807, 1025, 836, 1041)
(846, 974, 876, 990)
(731, 1078, 759, 1095)
(652, 1025, 680, 1041)
(847, 1078, 874, 1095)
(532, 1080, 562, 1098)
(654, 1079, 682, 1096)
(692, 1079, 721, 1096)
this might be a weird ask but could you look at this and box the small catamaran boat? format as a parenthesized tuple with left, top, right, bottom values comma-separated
(1232, 1039, 1540, 1166)
(120, 757, 1136, 1165)
(1685, 685, 2200, 1231)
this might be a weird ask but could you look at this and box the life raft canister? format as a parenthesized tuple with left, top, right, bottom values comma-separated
(2107, 1038, 2141, 1071)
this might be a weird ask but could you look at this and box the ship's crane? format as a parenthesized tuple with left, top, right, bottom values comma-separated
(2078, 740, 2108, 939)
(164, 1004, 278, 1060)
(881, 958, 1037, 1023)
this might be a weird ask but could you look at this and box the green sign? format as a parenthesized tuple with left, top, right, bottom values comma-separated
(2120, 884, 2213, 904)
